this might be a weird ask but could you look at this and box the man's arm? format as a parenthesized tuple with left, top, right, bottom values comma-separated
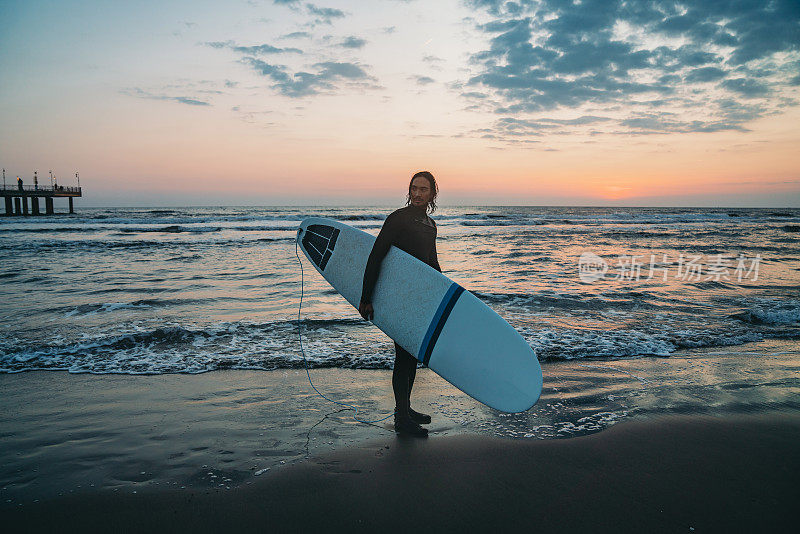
(359, 214, 398, 318)
(430, 239, 442, 273)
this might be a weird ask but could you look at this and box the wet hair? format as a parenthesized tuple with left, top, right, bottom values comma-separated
(405, 171, 438, 213)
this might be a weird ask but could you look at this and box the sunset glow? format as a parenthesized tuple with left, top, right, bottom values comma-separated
(1, 0, 798, 206)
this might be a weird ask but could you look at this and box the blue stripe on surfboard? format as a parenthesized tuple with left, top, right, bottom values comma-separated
(418, 282, 465, 367)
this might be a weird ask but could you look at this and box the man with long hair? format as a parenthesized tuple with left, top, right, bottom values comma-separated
(359, 171, 441, 437)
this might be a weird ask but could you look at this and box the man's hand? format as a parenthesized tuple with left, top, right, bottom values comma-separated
(358, 301, 374, 321)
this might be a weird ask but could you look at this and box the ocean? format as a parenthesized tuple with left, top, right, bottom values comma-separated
(2, 205, 799, 504)
(1, 205, 798, 375)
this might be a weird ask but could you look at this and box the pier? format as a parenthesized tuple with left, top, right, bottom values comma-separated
(2, 185, 82, 216)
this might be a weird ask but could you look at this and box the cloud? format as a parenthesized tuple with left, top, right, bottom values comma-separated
(233, 43, 302, 55)
(684, 67, 727, 83)
(205, 40, 302, 55)
(280, 31, 312, 39)
(490, 115, 614, 137)
(207, 32, 379, 99)
(304, 3, 346, 26)
(241, 58, 375, 97)
(272, 1, 347, 26)
(721, 78, 770, 98)
(620, 113, 748, 134)
(339, 36, 367, 49)
(241, 57, 290, 82)
(540, 116, 613, 126)
(462, 0, 800, 139)
(122, 87, 211, 106)
(411, 75, 435, 85)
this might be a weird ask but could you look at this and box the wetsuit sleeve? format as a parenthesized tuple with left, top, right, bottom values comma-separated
(360, 214, 398, 304)
(430, 239, 441, 273)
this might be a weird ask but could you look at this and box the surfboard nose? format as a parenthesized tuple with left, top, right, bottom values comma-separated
(297, 218, 316, 245)
(297, 218, 340, 272)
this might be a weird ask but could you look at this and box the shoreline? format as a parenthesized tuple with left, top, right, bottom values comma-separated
(1, 337, 798, 532)
(3, 412, 798, 533)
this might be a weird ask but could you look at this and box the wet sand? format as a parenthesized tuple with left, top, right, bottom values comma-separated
(1, 339, 798, 532)
(3, 412, 797, 533)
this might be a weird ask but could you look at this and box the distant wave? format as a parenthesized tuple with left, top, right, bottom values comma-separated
(462, 220, 525, 227)
(0, 236, 296, 252)
(731, 298, 800, 326)
(119, 225, 223, 233)
(3, 223, 304, 235)
(63, 298, 213, 316)
(335, 214, 384, 221)
(0, 226, 99, 234)
(471, 290, 666, 311)
(521, 326, 767, 361)
(147, 209, 178, 215)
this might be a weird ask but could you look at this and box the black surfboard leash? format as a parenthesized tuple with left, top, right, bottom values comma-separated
(294, 237, 394, 424)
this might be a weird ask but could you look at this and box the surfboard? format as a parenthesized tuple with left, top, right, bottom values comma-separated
(297, 217, 542, 413)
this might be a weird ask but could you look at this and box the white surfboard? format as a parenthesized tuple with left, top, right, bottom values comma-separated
(297, 217, 542, 413)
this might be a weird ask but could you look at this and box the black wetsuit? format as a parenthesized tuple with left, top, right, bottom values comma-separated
(360, 205, 441, 416)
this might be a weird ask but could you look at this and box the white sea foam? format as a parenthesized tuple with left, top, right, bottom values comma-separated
(740, 298, 800, 325)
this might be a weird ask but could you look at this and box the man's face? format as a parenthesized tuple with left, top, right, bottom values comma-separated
(410, 176, 433, 208)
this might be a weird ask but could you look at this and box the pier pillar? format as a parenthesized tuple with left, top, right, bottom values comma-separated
(32, 197, 40, 215)
(14, 197, 21, 215)
(45, 197, 54, 215)
(22, 197, 28, 215)
(68, 197, 74, 214)
(4, 197, 11, 216)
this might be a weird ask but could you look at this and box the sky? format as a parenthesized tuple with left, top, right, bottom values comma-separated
(0, 0, 798, 207)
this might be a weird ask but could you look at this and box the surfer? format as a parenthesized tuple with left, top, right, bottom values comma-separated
(359, 171, 441, 437)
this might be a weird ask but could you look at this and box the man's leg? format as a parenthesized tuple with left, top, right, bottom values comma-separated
(407, 355, 417, 396)
(392, 342, 415, 415)
(394, 343, 431, 425)
(392, 343, 427, 436)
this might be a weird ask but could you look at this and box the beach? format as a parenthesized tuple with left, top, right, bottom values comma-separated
(3, 410, 797, 533)
(1, 205, 798, 531)
(2, 338, 798, 532)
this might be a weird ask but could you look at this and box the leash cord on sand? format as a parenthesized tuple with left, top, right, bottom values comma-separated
(295, 238, 394, 424)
